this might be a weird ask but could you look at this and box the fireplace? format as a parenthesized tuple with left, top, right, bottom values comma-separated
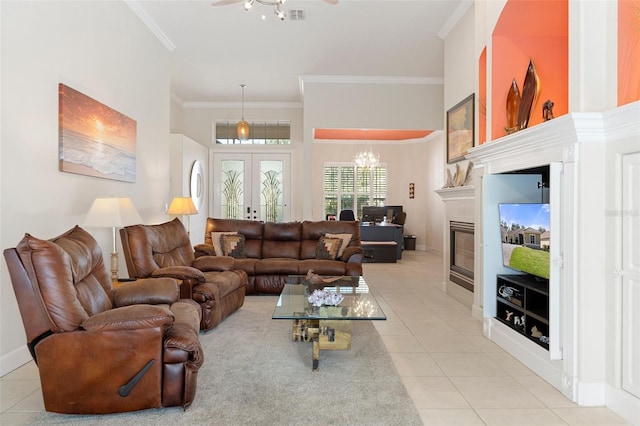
(449, 221, 474, 291)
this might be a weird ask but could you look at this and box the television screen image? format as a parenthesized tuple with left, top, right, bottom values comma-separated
(499, 203, 550, 280)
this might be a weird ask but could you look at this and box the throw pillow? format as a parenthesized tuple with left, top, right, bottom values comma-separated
(325, 233, 352, 258)
(221, 234, 246, 258)
(316, 237, 343, 260)
(211, 231, 237, 256)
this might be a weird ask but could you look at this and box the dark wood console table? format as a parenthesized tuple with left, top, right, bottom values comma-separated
(360, 224, 403, 260)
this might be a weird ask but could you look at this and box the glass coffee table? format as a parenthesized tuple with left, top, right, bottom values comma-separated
(272, 275, 386, 370)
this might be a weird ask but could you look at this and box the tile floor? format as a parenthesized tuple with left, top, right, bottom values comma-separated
(365, 250, 630, 426)
(0, 250, 631, 425)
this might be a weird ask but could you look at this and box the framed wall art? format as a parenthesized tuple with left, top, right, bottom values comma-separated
(59, 83, 137, 182)
(446, 93, 475, 164)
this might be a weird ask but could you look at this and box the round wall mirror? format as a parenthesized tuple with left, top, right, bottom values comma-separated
(190, 160, 204, 211)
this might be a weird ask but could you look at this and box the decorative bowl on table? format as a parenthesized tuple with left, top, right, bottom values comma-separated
(308, 289, 344, 307)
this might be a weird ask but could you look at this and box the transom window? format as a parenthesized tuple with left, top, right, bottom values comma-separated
(323, 163, 387, 220)
(215, 121, 291, 145)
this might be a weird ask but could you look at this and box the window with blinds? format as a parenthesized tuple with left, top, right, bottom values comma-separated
(323, 163, 387, 220)
(215, 121, 291, 144)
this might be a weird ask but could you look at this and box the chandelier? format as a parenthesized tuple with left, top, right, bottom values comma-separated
(243, 0, 286, 20)
(237, 84, 249, 141)
(354, 147, 380, 169)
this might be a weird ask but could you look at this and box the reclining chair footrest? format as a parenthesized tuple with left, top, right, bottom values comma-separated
(119, 359, 155, 397)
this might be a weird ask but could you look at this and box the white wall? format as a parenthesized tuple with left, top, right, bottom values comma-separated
(0, 1, 171, 375)
(443, 2, 477, 186)
(175, 81, 447, 252)
(302, 81, 445, 251)
(170, 134, 209, 246)
(172, 104, 305, 221)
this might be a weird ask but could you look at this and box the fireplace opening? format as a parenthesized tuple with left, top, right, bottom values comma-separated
(450, 221, 474, 291)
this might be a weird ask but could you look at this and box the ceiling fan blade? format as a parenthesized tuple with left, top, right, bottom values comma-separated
(322, 0, 339, 4)
(211, 0, 244, 6)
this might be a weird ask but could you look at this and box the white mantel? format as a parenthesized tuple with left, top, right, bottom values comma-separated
(435, 185, 475, 201)
(467, 101, 640, 422)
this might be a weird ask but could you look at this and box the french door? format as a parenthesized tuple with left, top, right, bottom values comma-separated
(211, 153, 290, 222)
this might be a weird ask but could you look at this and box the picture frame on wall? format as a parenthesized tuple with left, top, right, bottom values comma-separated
(59, 83, 137, 183)
(446, 93, 475, 164)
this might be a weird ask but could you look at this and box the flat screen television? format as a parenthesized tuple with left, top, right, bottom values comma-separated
(498, 203, 550, 280)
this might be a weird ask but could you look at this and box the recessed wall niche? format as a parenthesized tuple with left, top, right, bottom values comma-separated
(490, 0, 568, 140)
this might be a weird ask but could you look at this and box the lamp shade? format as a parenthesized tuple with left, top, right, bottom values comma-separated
(167, 197, 198, 215)
(84, 197, 143, 228)
(237, 120, 250, 141)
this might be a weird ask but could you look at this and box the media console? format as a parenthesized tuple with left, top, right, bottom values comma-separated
(495, 274, 549, 350)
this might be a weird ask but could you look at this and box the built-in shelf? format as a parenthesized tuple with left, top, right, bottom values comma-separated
(496, 274, 550, 350)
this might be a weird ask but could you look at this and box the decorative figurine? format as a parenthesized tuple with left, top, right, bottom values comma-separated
(542, 99, 554, 121)
(506, 310, 514, 321)
(531, 325, 543, 338)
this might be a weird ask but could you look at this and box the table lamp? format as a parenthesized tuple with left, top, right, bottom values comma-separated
(167, 197, 198, 235)
(84, 197, 143, 281)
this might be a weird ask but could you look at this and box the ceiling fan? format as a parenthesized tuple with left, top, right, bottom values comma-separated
(212, 0, 339, 21)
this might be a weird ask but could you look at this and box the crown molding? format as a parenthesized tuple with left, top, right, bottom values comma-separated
(125, 0, 176, 52)
(299, 75, 443, 86)
(170, 92, 184, 106)
(437, 0, 474, 40)
(182, 101, 303, 109)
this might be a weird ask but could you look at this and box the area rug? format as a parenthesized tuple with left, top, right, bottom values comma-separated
(30, 296, 421, 425)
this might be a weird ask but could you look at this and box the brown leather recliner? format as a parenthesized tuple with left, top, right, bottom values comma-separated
(120, 218, 247, 331)
(3, 226, 203, 414)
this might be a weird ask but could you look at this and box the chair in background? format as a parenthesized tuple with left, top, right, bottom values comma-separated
(393, 211, 407, 234)
(339, 209, 356, 221)
(3, 226, 203, 414)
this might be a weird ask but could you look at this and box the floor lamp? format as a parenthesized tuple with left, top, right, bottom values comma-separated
(84, 197, 143, 281)
(168, 197, 198, 235)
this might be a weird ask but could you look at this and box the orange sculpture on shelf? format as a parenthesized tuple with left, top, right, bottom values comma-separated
(505, 58, 541, 135)
(505, 79, 521, 134)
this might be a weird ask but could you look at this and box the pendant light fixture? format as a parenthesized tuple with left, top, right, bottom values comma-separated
(354, 130, 380, 169)
(237, 84, 249, 141)
(354, 147, 380, 169)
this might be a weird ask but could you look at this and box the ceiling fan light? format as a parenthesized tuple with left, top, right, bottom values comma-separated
(243, 0, 254, 11)
(275, 7, 286, 20)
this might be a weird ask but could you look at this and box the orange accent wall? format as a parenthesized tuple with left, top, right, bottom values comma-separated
(479, 47, 487, 145)
(313, 129, 432, 141)
(491, 0, 568, 140)
(618, 0, 640, 106)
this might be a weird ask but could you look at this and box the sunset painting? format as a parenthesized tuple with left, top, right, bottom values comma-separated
(59, 84, 136, 182)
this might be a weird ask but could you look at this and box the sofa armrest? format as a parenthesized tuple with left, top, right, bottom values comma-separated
(193, 243, 215, 258)
(151, 266, 205, 283)
(341, 246, 363, 262)
(114, 277, 180, 307)
(192, 255, 235, 272)
(81, 305, 174, 332)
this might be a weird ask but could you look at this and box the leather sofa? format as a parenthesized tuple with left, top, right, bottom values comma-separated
(120, 218, 247, 331)
(194, 219, 363, 294)
(3, 226, 203, 414)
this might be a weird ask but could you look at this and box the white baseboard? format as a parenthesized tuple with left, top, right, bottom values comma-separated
(485, 318, 567, 396)
(605, 385, 640, 425)
(1, 344, 32, 377)
(576, 381, 606, 406)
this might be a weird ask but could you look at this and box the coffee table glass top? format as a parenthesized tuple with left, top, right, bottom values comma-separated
(272, 276, 386, 321)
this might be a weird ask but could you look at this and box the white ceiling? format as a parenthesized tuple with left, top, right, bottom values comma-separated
(129, 0, 471, 104)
